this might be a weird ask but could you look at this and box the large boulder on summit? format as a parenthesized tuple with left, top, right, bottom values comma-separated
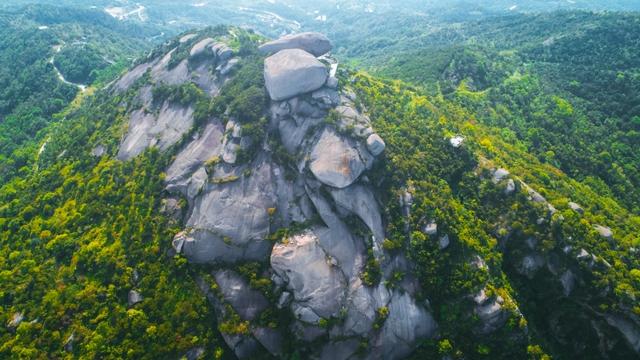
(264, 49, 328, 101)
(259, 32, 332, 57)
(309, 128, 365, 188)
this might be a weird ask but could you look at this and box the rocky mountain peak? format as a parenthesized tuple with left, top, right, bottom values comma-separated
(111, 28, 436, 358)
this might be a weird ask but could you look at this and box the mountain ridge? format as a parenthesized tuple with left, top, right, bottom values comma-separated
(0, 22, 638, 360)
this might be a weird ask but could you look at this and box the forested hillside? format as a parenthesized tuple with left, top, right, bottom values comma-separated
(368, 12, 640, 213)
(0, 24, 638, 359)
(0, 5, 154, 183)
(0, 2, 638, 360)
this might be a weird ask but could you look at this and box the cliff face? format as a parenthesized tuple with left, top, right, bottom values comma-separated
(113, 29, 439, 358)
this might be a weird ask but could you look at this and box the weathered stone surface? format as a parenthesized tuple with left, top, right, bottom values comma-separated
(151, 49, 190, 85)
(259, 32, 332, 57)
(264, 49, 328, 101)
(493, 168, 510, 183)
(118, 102, 194, 160)
(320, 339, 360, 360)
(568, 201, 584, 214)
(505, 179, 516, 195)
(474, 290, 508, 334)
(311, 88, 340, 107)
(309, 128, 365, 188)
(375, 291, 437, 359)
(450, 135, 464, 148)
(439, 234, 451, 250)
(252, 327, 283, 356)
(277, 116, 324, 153)
(271, 230, 347, 321)
(165, 121, 225, 194)
(326, 76, 339, 89)
(211, 43, 233, 61)
(63, 333, 74, 352)
(181, 160, 277, 263)
(366, 134, 386, 156)
(128, 290, 143, 306)
(518, 254, 545, 279)
(305, 187, 364, 278)
(329, 185, 384, 246)
(91, 145, 105, 157)
(560, 270, 576, 296)
(214, 270, 269, 321)
(219, 58, 239, 76)
(7, 312, 23, 330)
(422, 221, 438, 236)
(190, 38, 215, 58)
(594, 225, 613, 240)
(114, 61, 154, 92)
(179, 33, 197, 43)
(605, 314, 640, 353)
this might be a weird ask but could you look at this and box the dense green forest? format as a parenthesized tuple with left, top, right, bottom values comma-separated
(363, 12, 640, 214)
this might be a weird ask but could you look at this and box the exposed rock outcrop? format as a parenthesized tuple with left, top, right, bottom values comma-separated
(259, 32, 332, 57)
(309, 128, 366, 188)
(128, 290, 143, 306)
(264, 49, 328, 101)
(116, 30, 435, 359)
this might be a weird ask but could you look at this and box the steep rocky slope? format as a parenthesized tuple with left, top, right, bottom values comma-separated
(112, 29, 440, 358)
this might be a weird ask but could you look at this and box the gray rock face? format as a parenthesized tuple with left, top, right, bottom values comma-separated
(505, 179, 516, 195)
(182, 160, 277, 263)
(7, 312, 23, 330)
(91, 145, 105, 157)
(376, 291, 438, 359)
(165, 121, 225, 195)
(594, 225, 613, 240)
(423, 221, 438, 236)
(518, 254, 545, 279)
(179, 33, 197, 43)
(329, 185, 384, 246)
(326, 76, 339, 89)
(605, 314, 640, 353)
(214, 270, 269, 321)
(211, 43, 233, 61)
(309, 128, 365, 188)
(568, 201, 584, 214)
(114, 61, 154, 92)
(493, 168, 510, 183)
(252, 327, 283, 356)
(473, 289, 508, 334)
(117, 102, 194, 160)
(560, 270, 576, 296)
(366, 134, 386, 156)
(439, 234, 451, 250)
(271, 230, 347, 321)
(63, 333, 74, 352)
(449, 135, 464, 148)
(128, 290, 143, 306)
(190, 38, 215, 58)
(259, 32, 333, 57)
(264, 49, 328, 101)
